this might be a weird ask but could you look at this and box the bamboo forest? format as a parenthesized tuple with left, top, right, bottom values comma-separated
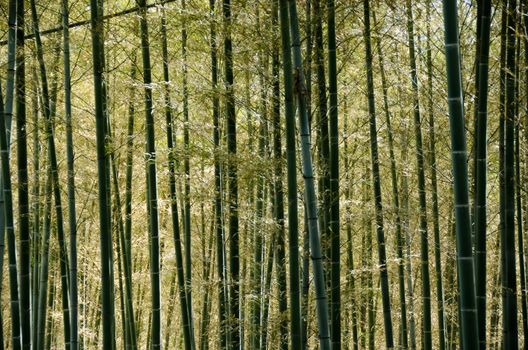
(0, 0, 526, 349)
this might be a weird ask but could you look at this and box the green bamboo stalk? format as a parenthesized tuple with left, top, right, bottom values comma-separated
(92, 286, 102, 348)
(371, 9, 408, 348)
(301, 2, 312, 348)
(222, 0, 240, 347)
(473, 1, 492, 348)
(491, 4, 507, 349)
(260, 217, 276, 350)
(101, 22, 114, 334)
(249, 7, 267, 348)
(398, 69, 417, 350)
(312, 7, 332, 324)
(146, 311, 152, 350)
(0, 0, 18, 277)
(444, 209, 458, 350)
(516, 105, 528, 345)
(275, 185, 289, 350)
(30, 64, 41, 350)
(502, 0, 519, 347)
(489, 267, 502, 350)
(326, 1, 340, 346)
(135, 1, 162, 347)
(61, 0, 79, 347)
(360, 164, 374, 350)
(181, 0, 194, 327)
(513, 21, 526, 347)
(112, 198, 127, 348)
(108, 125, 137, 350)
(267, 0, 297, 349)
(313, 0, 330, 281)
(29, 3, 72, 347)
(164, 273, 177, 348)
(89, 0, 115, 346)
(425, 3, 446, 349)
(14, 0, 30, 347)
(160, 3, 195, 348)
(362, 1, 394, 348)
(441, 0, 480, 348)
(343, 110, 359, 350)
(405, 1, 432, 347)
(198, 218, 215, 350)
(283, 1, 331, 348)
(134, 261, 145, 344)
(521, 1, 528, 345)
(45, 267, 56, 350)
(37, 167, 53, 350)
(209, 0, 228, 348)
(238, 258, 246, 350)
(305, 0, 312, 129)
(0, 53, 21, 350)
(496, 4, 508, 349)
(120, 55, 138, 350)
(0, 1, 21, 346)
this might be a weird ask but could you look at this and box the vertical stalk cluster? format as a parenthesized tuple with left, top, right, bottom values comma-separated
(280, 1, 331, 348)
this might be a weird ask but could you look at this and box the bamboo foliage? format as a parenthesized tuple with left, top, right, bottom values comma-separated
(0, 1, 525, 349)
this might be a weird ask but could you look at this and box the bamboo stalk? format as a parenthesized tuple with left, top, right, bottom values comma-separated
(441, 0, 480, 347)
(89, 0, 116, 346)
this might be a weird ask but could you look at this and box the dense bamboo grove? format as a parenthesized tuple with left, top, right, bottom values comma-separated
(1, 0, 528, 349)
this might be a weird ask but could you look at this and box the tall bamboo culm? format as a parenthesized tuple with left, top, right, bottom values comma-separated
(473, 0, 492, 348)
(89, 0, 115, 347)
(222, 0, 240, 347)
(362, 1, 394, 348)
(136, 0, 162, 347)
(0, 56, 21, 350)
(405, 1, 432, 347)
(61, 0, 80, 347)
(326, 0, 341, 345)
(441, 0, 479, 348)
(0, 0, 22, 347)
(15, 0, 31, 347)
(29, 1, 72, 346)
(160, 2, 194, 348)
(502, 0, 519, 347)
